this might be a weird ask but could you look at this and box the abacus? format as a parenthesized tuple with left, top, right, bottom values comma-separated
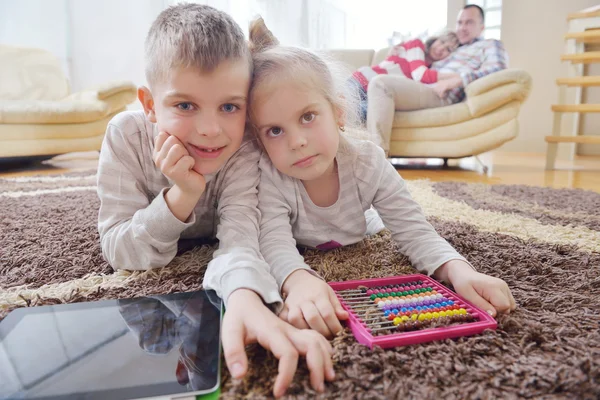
(329, 274, 497, 349)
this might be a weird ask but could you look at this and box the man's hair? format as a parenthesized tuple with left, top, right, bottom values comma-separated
(463, 4, 485, 23)
(144, 3, 249, 86)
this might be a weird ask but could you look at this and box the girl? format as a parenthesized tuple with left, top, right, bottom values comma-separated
(248, 18, 515, 339)
(351, 32, 460, 155)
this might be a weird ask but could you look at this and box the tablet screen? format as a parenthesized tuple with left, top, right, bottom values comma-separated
(0, 290, 221, 400)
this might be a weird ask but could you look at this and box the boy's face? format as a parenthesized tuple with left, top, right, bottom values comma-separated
(140, 59, 250, 175)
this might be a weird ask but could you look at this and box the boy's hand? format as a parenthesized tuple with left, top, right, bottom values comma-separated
(280, 270, 349, 338)
(434, 260, 516, 317)
(153, 131, 206, 196)
(221, 289, 335, 398)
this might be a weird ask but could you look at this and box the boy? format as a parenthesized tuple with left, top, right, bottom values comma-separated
(97, 4, 333, 397)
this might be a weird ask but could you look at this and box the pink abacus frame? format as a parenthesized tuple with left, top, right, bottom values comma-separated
(329, 274, 497, 349)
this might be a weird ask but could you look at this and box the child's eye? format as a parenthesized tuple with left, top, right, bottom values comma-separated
(301, 112, 316, 124)
(266, 127, 283, 137)
(177, 102, 195, 111)
(221, 103, 239, 113)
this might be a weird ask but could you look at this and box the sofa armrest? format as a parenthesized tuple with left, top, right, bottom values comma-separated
(464, 69, 532, 118)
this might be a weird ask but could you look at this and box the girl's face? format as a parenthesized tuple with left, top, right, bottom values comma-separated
(429, 36, 458, 61)
(251, 80, 341, 182)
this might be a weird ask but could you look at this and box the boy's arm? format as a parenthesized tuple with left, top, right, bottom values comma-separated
(97, 118, 194, 270)
(358, 142, 472, 275)
(201, 143, 283, 312)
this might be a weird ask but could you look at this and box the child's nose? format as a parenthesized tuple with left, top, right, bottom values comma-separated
(197, 114, 221, 138)
(288, 130, 308, 150)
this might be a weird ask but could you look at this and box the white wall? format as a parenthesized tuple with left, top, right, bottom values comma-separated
(0, 0, 164, 93)
(0, 0, 70, 76)
(67, 0, 164, 92)
(499, 0, 600, 155)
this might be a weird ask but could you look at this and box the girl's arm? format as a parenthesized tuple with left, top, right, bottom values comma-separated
(257, 156, 317, 290)
(358, 142, 472, 275)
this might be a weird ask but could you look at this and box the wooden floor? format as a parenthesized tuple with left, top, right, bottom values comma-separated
(1, 151, 600, 193)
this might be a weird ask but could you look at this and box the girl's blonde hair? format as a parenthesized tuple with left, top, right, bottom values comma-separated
(247, 17, 362, 135)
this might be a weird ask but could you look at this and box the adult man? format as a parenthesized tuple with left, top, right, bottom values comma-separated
(365, 4, 509, 154)
(431, 4, 508, 102)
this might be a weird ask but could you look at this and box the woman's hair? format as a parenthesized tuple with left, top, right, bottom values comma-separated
(247, 17, 362, 133)
(424, 31, 460, 54)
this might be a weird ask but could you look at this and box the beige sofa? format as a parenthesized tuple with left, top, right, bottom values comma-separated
(325, 48, 532, 162)
(0, 45, 136, 159)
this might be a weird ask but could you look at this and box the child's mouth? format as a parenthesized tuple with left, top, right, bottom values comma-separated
(293, 155, 317, 167)
(190, 144, 225, 159)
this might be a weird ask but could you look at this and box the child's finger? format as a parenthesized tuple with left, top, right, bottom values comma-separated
(328, 289, 349, 321)
(163, 143, 189, 173)
(487, 287, 512, 314)
(220, 316, 249, 380)
(317, 337, 335, 380)
(153, 131, 169, 155)
(304, 338, 327, 392)
(507, 288, 517, 311)
(288, 330, 326, 393)
(316, 298, 343, 336)
(175, 155, 196, 174)
(459, 284, 497, 317)
(257, 331, 299, 398)
(301, 302, 332, 338)
(278, 305, 289, 321)
(158, 135, 184, 164)
(287, 306, 311, 330)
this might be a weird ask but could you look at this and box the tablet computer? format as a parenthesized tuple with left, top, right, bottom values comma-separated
(0, 290, 222, 400)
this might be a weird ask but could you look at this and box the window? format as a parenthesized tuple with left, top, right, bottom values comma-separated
(170, 0, 447, 49)
(467, 0, 502, 40)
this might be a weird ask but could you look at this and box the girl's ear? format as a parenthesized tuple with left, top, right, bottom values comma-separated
(335, 104, 346, 128)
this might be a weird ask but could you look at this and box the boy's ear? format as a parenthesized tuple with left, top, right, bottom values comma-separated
(138, 86, 157, 123)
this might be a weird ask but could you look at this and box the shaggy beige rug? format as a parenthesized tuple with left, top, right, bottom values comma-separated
(1, 173, 599, 399)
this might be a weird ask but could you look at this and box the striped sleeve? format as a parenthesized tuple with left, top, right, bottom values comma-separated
(355, 142, 470, 275)
(202, 143, 283, 311)
(257, 155, 319, 291)
(97, 114, 194, 271)
(401, 39, 438, 83)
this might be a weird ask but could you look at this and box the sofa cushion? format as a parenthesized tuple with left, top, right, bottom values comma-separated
(0, 111, 122, 140)
(0, 45, 70, 101)
(389, 118, 518, 158)
(0, 87, 136, 124)
(391, 102, 520, 141)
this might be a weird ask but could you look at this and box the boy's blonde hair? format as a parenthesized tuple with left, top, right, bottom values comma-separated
(145, 3, 250, 86)
(247, 17, 362, 133)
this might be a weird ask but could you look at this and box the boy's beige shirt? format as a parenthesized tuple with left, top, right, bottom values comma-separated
(97, 110, 282, 310)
